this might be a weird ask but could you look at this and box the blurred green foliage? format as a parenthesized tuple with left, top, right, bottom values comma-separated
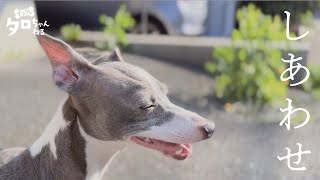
(99, 5, 135, 49)
(240, 1, 319, 24)
(300, 10, 314, 27)
(205, 4, 292, 105)
(303, 66, 320, 102)
(60, 24, 82, 41)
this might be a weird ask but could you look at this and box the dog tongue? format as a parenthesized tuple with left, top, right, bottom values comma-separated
(162, 144, 192, 160)
(130, 137, 192, 160)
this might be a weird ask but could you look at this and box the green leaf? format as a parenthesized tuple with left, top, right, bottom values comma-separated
(215, 75, 231, 98)
(99, 15, 108, 25)
(238, 49, 247, 61)
(105, 17, 114, 27)
(204, 62, 217, 73)
(60, 23, 82, 41)
(312, 88, 320, 102)
(232, 30, 242, 40)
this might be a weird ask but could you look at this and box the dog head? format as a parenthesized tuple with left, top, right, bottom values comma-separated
(37, 34, 215, 160)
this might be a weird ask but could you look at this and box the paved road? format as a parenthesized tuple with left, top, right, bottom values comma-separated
(1, 54, 320, 180)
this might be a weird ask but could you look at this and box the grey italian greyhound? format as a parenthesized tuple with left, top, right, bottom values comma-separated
(0, 34, 215, 180)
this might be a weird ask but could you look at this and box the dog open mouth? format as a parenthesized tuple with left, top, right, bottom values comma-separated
(130, 136, 192, 160)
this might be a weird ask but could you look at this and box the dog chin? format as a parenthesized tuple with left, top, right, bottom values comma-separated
(130, 136, 192, 160)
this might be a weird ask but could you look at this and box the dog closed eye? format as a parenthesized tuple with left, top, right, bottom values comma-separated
(139, 104, 157, 110)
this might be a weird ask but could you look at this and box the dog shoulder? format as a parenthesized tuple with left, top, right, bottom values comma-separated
(0, 147, 26, 167)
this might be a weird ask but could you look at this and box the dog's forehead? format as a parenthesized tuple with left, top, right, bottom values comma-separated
(95, 62, 162, 92)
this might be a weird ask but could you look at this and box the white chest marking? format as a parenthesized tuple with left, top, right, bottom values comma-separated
(29, 100, 70, 159)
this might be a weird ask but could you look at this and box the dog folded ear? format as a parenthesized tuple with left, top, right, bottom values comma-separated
(37, 34, 92, 93)
(92, 47, 124, 65)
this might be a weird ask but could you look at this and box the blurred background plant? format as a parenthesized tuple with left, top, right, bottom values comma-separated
(99, 5, 135, 50)
(240, 1, 319, 24)
(300, 10, 314, 27)
(240, 1, 317, 38)
(60, 23, 82, 42)
(303, 65, 320, 102)
(205, 4, 293, 106)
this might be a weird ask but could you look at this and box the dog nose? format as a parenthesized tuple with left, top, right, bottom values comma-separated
(202, 124, 214, 138)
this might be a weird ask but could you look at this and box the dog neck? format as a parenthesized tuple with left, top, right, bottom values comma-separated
(77, 120, 126, 180)
(0, 97, 125, 180)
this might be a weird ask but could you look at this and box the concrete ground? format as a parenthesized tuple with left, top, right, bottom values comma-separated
(1, 52, 320, 180)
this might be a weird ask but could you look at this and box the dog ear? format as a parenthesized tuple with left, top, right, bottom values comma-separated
(92, 47, 124, 65)
(37, 34, 92, 93)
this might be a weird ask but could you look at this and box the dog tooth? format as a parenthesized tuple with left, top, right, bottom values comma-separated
(181, 144, 188, 150)
(145, 138, 151, 143)
(175, 149, 183, 155)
